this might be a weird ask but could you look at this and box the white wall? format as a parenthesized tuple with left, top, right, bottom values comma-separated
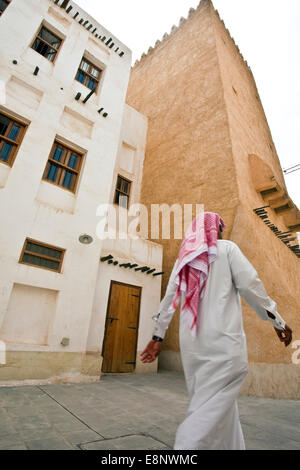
(88, 238, 163, 354)
(110, 104, 148, 207)
(87, 103, 163, 363)
(0, 0, 133, 354)
(0, 283, 58, 346)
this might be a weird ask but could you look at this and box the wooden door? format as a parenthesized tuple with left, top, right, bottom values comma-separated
(101, 281, 141, 373)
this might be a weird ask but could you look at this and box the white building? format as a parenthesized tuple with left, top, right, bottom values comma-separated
(0, 0, 163, 383)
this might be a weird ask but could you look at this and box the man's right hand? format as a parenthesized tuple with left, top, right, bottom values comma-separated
(140, 339, 162, 363)
(274, 324, 292, 347)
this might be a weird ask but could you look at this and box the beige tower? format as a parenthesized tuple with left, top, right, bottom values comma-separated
(126, 0, 300, 398)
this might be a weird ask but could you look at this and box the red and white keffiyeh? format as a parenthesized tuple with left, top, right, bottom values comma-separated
(171, 212, 226, 339)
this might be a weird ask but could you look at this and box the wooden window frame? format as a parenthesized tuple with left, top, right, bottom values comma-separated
(0, 111, 27, 167)
(31, 25, 63, 64)
(75, 57, 103, 93)
(0, 0, 10, 17)
(114, 174, 132, 209)
(42, 140, 85, 194)
(19, 238, 66, 273)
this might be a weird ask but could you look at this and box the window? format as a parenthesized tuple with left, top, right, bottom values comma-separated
(0, 0, 10, 16)
(114, 175, 131, 209)
(31, 26, 62, 62)
(0, 112, 26, 166)
(19, 238, 65, 273)
(42, 141, 84, 193)
(75, 57, 102, 92)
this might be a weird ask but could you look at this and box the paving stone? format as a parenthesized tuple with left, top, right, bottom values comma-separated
(0, 408, 9, 418)
(25, 437, 75, 450)
(0, 371, 299, 450)
(144, 428, 176, 444)
(81, 434, 170, 450)
(19, 429, 61, 442)
(52, 420, 91, 433)
(29, 396, 59, 408)
(4, 444, 28, 450)
(82, 422, 133, 439)
(21, 387, 47, 397)
(130, 424, 175, 448)
(240, 415, 300, 442)
(0, 396, 32, 407)
(0, 434, 26, 450)
(0, 423, 16, 438)
(58, 429, 102, 445)
(5, 406, 44, 418)
(244, 437, 300, 451)
(39, 410, 70, 423)
(10, 416, 52, 432)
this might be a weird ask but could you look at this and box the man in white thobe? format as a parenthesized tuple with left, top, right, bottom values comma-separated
(141, 225, 292, 450)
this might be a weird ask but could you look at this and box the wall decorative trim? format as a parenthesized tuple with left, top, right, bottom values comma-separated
(51, 0, 125, 58)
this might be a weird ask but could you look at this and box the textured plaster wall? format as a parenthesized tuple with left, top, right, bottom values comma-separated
(126, 0, 239, 352)
(126, 0, 300, 372)
(210, 5, 300, 364)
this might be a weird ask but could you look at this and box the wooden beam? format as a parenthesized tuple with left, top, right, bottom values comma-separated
(60, 0, 70, 9)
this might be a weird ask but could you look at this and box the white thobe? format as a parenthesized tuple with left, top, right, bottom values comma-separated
(152, 239, 286, 450)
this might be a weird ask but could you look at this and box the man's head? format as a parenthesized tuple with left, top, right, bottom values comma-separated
(182, 212, 226, 251)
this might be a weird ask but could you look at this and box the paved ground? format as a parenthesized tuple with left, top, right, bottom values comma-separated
(0, 370, 299, 450)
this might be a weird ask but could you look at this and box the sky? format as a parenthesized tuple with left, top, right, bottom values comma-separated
(74, 0, 300, 211)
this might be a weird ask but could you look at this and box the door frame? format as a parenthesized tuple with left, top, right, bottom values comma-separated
(101, 280, 142, 372)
